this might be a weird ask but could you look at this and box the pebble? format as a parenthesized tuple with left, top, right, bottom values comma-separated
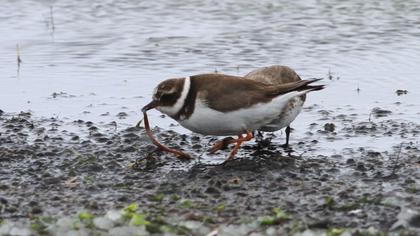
(371, 107, 392, 117)
(93, 217, 115, 230)
(108, 226, 147, 236)
(105, 210, 124, 223)
(9, 227, 31, 236)
(324, 123, 335, 132)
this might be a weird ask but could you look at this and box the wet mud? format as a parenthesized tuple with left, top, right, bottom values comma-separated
(2, 0, 420, 235)
(0, 109, 419, 235)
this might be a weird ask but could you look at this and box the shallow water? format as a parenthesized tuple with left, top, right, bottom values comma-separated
(1, 0, 419, 155)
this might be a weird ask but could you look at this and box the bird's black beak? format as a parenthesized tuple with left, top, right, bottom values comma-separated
(141, 100, 158, 113)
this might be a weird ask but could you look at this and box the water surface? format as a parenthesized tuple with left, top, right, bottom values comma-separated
(1, 0, 419, 155)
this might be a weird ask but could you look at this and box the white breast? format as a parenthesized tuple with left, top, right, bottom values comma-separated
(258, 96, 304, 132)
(178, 91, 306, 136)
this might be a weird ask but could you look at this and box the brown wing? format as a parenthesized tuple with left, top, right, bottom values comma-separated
(245, 65, 301, 84)
(245, 65, 306, 103)
(190, 74, 270, 112)
(190, 74, 322, 113)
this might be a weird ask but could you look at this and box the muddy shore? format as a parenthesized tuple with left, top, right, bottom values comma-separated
(2, 0, 420, 235)
(0, 109, 419, 235)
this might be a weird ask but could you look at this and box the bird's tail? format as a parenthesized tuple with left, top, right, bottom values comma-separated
(267, 78, 325, 96)
(298, 78, 325, 93)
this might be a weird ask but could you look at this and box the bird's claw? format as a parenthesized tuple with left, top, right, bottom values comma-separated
(208, 137, 235, 154)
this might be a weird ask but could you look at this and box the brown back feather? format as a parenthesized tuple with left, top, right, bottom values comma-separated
(245, 65, 301, 84)
(189, 74, 319, 113)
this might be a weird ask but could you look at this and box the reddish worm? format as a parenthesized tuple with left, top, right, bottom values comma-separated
(141, 112, 191, 160)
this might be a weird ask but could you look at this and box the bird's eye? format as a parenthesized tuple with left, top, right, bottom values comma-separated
(153, 91, 162, 100)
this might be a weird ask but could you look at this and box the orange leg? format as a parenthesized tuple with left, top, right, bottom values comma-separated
(208, 137, 236, 153)
(226, 131, 254, 161)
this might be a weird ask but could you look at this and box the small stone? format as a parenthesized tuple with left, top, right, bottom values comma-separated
(367, 151, 381, 157)
(191, 144, 202, 149)
(109, 226, 146, 236)
(356, 162, 366, 171)
(93, 217, 114, 230)
(346, 158, 355, 164)
(56, 217, 74, 229)
(409, 214, 420, 228)
(117, 112, 128, 119)
(43, 177, 61, 185)
(405, 178, 415, 184)
(10, 226, 31, 236)
(0, 222, 11, 235)
(62, 230, 88, 236)
(85, 164, 103, 172)
(88, 126, 98, 131)
(95, 137, 108, 143)
(295, 229, 325, 236)
(395, 89, 408, 96)
(319, 174, 329, 181)
(324, 123, 335, 132)
(205, 186, 221, 195)
(265, 227, 277, 236)
(122, 146, 136, 153)
(105, 210, 123, 222)
(31, 206, 43, 214)
(371, 107, 392, 118)
(0, 197, 8, 204)
(218, 224, 253, 236)
(180, 220, 203, 230)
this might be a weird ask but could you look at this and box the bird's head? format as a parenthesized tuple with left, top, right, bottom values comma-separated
(142, 77, 188, 117)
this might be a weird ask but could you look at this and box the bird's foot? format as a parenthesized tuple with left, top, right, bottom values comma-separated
(255, 131, 264, 141)
(226, 131, 254, 161)
(280, 143, 290, 149)
(280, 143, 294, 156)
(208, 137, 235, 154)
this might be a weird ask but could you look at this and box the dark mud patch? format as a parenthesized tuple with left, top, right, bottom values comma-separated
(371, 107, 392, 118)
(0, 111, 419, 235)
